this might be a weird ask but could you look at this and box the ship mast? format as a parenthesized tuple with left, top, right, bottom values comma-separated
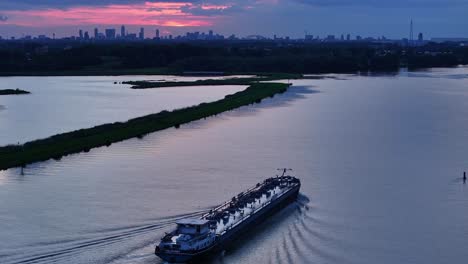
(277, 168, 292, 177)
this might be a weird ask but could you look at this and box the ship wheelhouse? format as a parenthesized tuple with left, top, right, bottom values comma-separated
(158, 218, 216, 253)
(176, 219, 211, 235)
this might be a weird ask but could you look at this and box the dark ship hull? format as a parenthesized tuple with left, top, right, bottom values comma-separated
(156, 174, 300, 263)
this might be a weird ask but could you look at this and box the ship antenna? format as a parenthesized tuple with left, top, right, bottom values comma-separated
(277, 168, 292, 177)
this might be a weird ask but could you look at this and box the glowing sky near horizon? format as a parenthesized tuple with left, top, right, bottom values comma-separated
(2, 2, 229, 27)
(0, 0, 467, 38)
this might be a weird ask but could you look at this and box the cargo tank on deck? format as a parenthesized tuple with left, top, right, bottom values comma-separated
(155, 169, 301, 263)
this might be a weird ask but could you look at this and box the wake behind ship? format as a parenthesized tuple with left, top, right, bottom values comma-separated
(155, 169, 301, 263)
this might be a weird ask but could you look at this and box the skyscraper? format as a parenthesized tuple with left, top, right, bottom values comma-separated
(94, 28, 98, 39)
(121, 25, 126, 38)
(79, 29, 83, 39)
(105, 29, 116, 39)
(418, 32, 423, 42)
(139, 28, 145, 40)
(84, 32, 89, 40)
(156, 29, 160, 39)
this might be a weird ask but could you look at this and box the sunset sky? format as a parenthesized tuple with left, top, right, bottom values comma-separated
(0, 0, 467, 38)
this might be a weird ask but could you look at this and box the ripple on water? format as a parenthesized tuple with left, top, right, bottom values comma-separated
(0, 209, 208, 264)
(2, 69, 468, 264)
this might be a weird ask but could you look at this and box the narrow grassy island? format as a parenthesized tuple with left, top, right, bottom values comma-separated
(124, 73, 301, 89)
(0, 82, 289, 170)
(0, 89, 30, 95)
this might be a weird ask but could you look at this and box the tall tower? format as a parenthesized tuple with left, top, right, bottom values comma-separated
(410, 19, 414, 45)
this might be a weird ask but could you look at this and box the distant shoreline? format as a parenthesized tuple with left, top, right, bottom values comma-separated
(123, 74, 302, 89)
(0, 89, 30, 95)
(0, 65, 464, 77)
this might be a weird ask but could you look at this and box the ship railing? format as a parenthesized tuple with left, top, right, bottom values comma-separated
(216, 183, 297, 236)
(217, 197, 274, 236)
(202, 177, 298, 219)
(202, 182, 266, 218)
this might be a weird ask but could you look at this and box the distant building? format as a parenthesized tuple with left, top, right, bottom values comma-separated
(418, 32, 423, 42)
(155, 29, 160, 39)
(346, 34, 351, 41)
(139, 27, 144, 40)
(121, 25, 126, 38)
(305, 34, 314, 41)
(401, 38, 409, 46)
(340, 34, 344, 41)
(94, 28, 98, 39)
(79, 29, 83, 39)
(105, 28, 116, 39)
(84, 31, 89, 40)
(325, 35, 336, 41)
(431, 37, 468, 43)
(126, 33, 137, 39)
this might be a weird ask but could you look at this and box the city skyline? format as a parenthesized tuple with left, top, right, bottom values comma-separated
(0, 1, 467, 39)
(0, 25, 431, 43)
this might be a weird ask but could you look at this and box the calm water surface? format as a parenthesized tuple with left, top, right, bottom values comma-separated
(0, 75, 246, 145)
(0, 67, 468, 264)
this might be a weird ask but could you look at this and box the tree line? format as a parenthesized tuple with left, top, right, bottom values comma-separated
(0, 41, 466, 74)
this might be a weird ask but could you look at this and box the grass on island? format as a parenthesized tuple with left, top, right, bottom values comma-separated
(0, 82, 290, 170)
(123, 73, 302, 89)
(0, 89, 30, 95)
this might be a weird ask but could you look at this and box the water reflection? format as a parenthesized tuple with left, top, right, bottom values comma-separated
(0, 75, 246, 145)
(1, 68, 468, 264)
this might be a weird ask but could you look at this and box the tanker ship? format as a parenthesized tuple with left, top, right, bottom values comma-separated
(155, 169, 301, 263)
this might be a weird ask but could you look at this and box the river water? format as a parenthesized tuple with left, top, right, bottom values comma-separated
(1, 67, 468, 264)
(0, 75, 246, 145)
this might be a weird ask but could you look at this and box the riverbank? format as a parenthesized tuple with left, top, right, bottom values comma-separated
(0, 82, 289, 170)
(0, 89, 30, 95)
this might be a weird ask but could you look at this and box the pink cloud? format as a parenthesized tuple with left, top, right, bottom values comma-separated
(3, 2, 223, 27)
